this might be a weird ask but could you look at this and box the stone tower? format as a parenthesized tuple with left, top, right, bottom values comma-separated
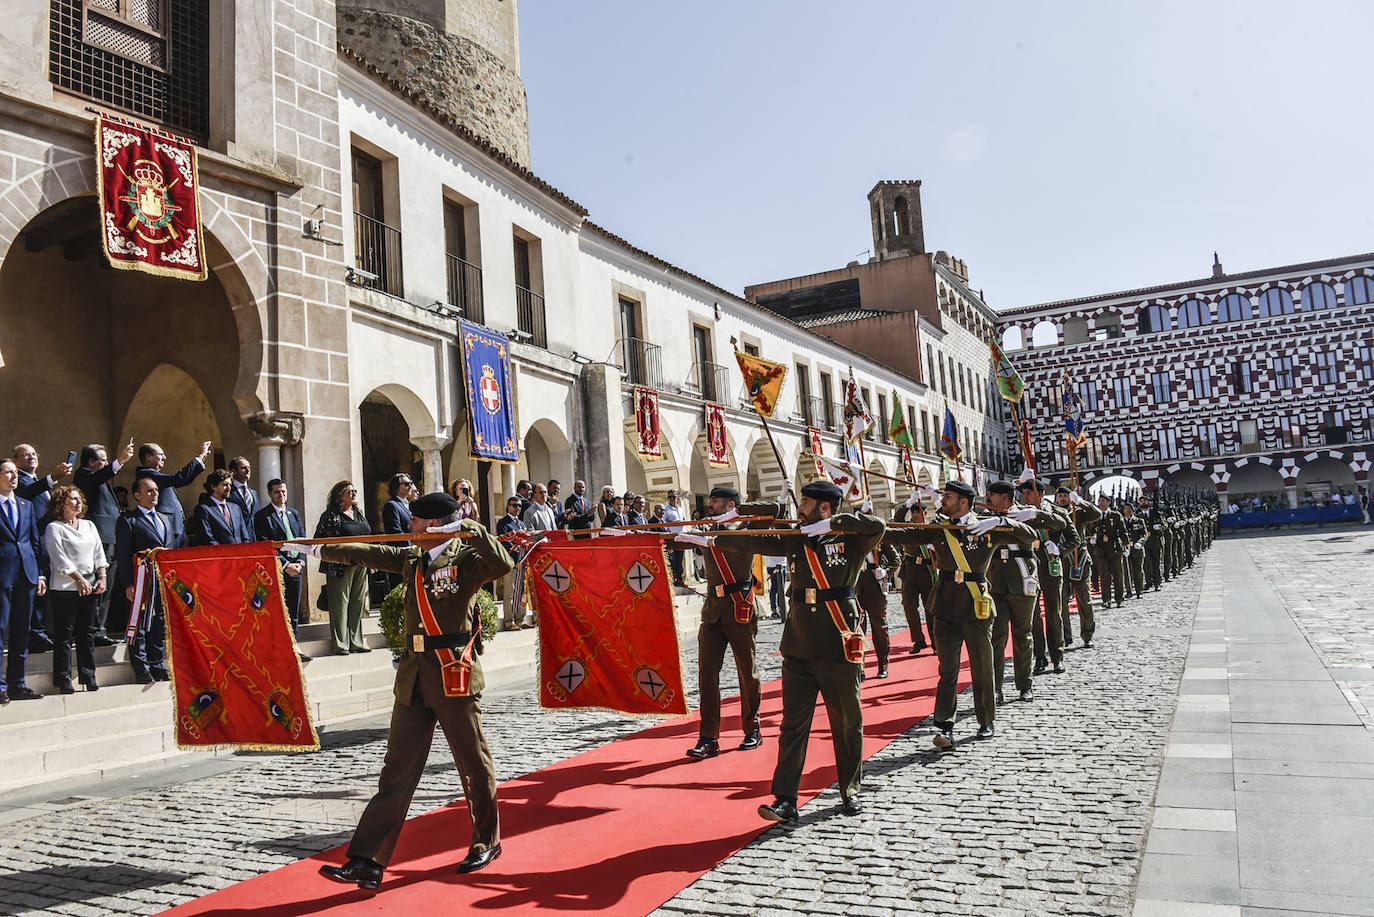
(868, 180, 925, 261)
(338, 0, 531, 166)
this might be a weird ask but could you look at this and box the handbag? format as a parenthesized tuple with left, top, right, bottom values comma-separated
(316, 584, 329, 612)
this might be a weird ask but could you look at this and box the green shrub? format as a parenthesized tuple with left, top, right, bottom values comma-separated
(378, 583, 501, 660)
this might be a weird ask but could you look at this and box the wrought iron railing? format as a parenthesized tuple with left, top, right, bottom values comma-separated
(353, 212, 404, 297)
(616, 338, 663, 389)
(688, 361, 731, 403)
(515, 285, 547, 348)
(445, 253, 483, 323)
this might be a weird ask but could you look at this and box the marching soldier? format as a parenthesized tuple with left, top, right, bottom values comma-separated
(1142, 496, 1164, 591)
(893, 500, 935, 653)
(1090, 494, 1128, 612)
(984, 480, 1059, 704)
(1123, 502, 1147, 600)
(673, 487, 778, 759)
(719, 480, 884, 823)
(291, 492, 513, 889)
(886, 480, 1038, 748)
(855, 543, 901, 679)
(1055, 486, 1102, 648)
(1018, 478, 1069, 674)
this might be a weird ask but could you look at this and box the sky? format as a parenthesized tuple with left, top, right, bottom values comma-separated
(518, 0, 1373, 311)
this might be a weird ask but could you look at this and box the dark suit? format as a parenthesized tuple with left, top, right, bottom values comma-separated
(16, 470, 52, 640)
(135, 459, 204, 545)
(253, 504, 306, 631)
(563, 493, 594, 531)
(75, 462, 123, 635)
(115, 508, 176, 678)
(227, 478, 258, 521)
(188, 496, 251, 546)
(0, 494, 42, 691)
(380, 496, 413, 592)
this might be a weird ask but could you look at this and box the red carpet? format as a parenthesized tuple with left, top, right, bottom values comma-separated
(159, 629, 987, 916)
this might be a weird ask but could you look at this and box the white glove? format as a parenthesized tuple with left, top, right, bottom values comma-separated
(675, 533, 714, 548)
(599, 528, 628, 537)
(1044, 540, 1060, 556)
(905, 491, 923, 509)
(1016, 466, 1035, 484)
(1152, 524, 1162, 531)
(800, 518, 832, 537)
(1134, 541, 1144, 550)
(711, 507, 739, 524)
(782, 479, 795, 497)
(969, 516, 1003, 536)
(1008, 508, 1038, 523)
(281, 542, 321, 559)
(427, 520, 464, 533)
(873, 567, 887, 581)
(860, 498, 873, 514)
(921, 484, 942, 500)
(1069, 491, 1085, 506)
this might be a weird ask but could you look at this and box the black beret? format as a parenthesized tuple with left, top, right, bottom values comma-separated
(1018, 478, 1049, 493)
(709, 485, 740, 503)
(987, 480, 1016, 496)
(410, 491, 459, 520)
(944, 480, 977, 500)
(1056, 486, 1072, 495)
(801, 480, 844, 504)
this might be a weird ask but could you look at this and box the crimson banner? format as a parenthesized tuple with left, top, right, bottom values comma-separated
(529, 535, 686, 716)
(704, 402, 729, 468)
(153, 543, 317, 751)
(95, 114, 206, 281)
(807, 427, 826, 479)
(634, 386, 662, 459)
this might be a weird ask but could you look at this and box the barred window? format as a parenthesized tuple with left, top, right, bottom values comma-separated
(1257, 288, 1295, 317)
(1272, 356, 1294, 390)
(1347, 276, 1373, 306)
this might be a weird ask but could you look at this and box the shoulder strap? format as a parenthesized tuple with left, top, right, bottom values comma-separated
(941, 528, 986, 604)
(802, 543, 863, 662)
(412, 561, 476, 697)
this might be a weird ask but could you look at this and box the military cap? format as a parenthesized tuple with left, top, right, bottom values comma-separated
(410, 491, 460, 520)
(1056, 485, 1072, 495)
(987, 480, 1016, 496)
(709, 485, 741, 504)
(800, 480, 844, 505)
(1018, 477, 1049, 493)
(944, 480, 977, 500)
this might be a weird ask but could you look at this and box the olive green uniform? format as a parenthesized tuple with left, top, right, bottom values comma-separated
(988, 504, 1056, 695)
(1025, 500, 1070, 668)
(855, 543, 900, 670)
(1060, 499, 1102, 645)
(1091, 507, 1128, 610)
(893, 503, 935, 651)
(320, 520, 513, 866)
(1143, 506, 1165, 590)
(727, 513, 885, 802)
(1124, 511, 1147, 599)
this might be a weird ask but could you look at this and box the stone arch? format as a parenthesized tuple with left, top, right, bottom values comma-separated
(622, 413, 680, 498)
(1031, 319, 1059, 347)
(745, 435, 786, 501)
(687, 419, 744, 501)
(867, 457, 893, 512)
(1062, 315, 1090, 345)
(119, 363, 226, 474)
(1001, 325, 1024, 351)
(1295, 454, 1355, 503)
(1227, 461, 1285, 504)
(523, 417, 573, 491)
(1163, 466, 1216, 494)
(1091, 309, 1122, 339)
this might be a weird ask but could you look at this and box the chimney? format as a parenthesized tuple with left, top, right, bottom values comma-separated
(1212, 252, 1225, 278)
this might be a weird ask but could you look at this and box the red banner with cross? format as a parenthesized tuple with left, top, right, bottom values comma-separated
(95, 113, 207, 281)
(529, 535, 686, 716)
(152, 543, 317, 751)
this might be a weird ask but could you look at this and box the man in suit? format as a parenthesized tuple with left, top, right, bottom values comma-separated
(563, 479, 595, 533)
(134, 441, 210, 546)
(116, 477, 176, 683)
(13, 444, 70, 651)
(545, 479, 566, 528)
(226, 455, 258, 521)
(0, 459, 47, 703)
(293, 492, 514, 888)
(495, 497, 528, 630)
(380, 474, 415, 592)
(253, 478, 308, 653)
(188, 469, 251, 546)
(75, 440, 136, 644)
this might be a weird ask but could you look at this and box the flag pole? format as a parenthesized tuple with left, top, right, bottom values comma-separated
(848, 366, 872, 505)
(732, 337, 798, 510)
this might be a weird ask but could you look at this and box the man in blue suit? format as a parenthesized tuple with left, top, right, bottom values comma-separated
(253, 478, 307, 651)
(380, 474, 415, 591)
(226, 455, 258, 521)
(116, 477, 177, 683)
(134, 440, 210, 546)
(13, 443, 70, 651)
(75, 440, 136, 645)
(188, 469, 252, 546)
(0, 459, 48, 703)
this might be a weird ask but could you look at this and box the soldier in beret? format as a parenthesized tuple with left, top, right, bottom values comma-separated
(1054, 486, 1102, 649)
(984, 479, 1061, 704)
(287, 492, 514, 889)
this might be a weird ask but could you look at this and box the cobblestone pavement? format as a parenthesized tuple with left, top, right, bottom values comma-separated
(1238, 524, 1374, 729)
(0, 561, 1208, 917)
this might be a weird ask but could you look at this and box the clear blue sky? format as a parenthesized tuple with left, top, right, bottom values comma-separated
(519, 0, 1372, 310)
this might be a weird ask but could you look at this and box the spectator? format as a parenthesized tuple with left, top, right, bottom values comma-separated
(767, 555, 788, 620)
(1361, 487, 1370, 525)
(663, 490, 685, 584)
(546, 479, 566, 527)
(495, 496, 528, 630)
(134, 440, 210, 547)
(650, 502, 667, 531)
(116, 477, 174, 684)
(253, 478, 308, 655)
(515, 480, 533, 515)
(226, 455, 258, 520)
(449, 478, 479, 520)
(113, 486, 130, 512)
(564, 479, 595, 532)
(626, 495, 648, 526)
(74, 440, 136, 646)
(42, 482, 104, 693)
(0, 459, 46, 702)
(381, 473, 415, 591)
(188, 469, 251, 546)
(595, 485, 617, 527)
(13, 443, 69, 652)
(522, 482, 558, 531)
(604, 496, 630, 528)
(314, 480, 372, 655)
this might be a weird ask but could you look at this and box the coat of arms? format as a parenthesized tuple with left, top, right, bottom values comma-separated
(480, 365, 502, 415)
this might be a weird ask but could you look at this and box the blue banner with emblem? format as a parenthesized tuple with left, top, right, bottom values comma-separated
(459, 319, 520, 464)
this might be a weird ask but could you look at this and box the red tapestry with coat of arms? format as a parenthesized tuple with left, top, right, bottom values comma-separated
(634, 386, 662, 459)
(95, 114, 206, 281)
(705, 402, 730, 468)
(530, 535, 686, 716)
(153, 543, 318, 751)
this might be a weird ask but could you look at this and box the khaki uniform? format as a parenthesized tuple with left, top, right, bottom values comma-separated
(1124, 512, 1147, 598)
(1090, 507, 1128, 611)
(728, 513, 885, 802)
(320, 520, 514, 866)
(1060, 499, 1102, 645)
(1143, 506, 1165, 590)
(855, 545, 900, 670)
(987, 503, 1056, 695)
(887, 512, 1038, 730)
(893, 503, 935, 650)
(1024, 500, 1070, 668)
(694, 500, 776, 742)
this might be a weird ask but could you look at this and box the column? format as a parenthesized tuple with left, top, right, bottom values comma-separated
(411, 435, 452, 495)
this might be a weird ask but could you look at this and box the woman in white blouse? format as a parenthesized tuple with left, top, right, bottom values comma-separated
(42, 484, 108, 693)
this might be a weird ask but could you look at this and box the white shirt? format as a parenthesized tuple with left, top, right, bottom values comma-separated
(522, 501, 558, 531)
(43, 519, 107, 590)
(427, 539, 455, 564)
(663, 504, 684, 523)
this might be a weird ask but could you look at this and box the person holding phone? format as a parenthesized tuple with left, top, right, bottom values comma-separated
(73, 440, 136, 645)
(448, 478, 478, 521)
(134, 440, 211, 547)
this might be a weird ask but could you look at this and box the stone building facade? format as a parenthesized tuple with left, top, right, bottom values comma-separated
(996, 252, 1374, 506)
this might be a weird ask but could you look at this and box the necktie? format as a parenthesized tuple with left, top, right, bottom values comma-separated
(221, 502, 231, 526)
(147, 510, 165, 542)
(280, 509, 295, 539)
(4, 499, 14, 531)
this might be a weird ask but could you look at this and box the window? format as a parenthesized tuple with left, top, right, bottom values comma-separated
(352, 148, 403, 297)
(1324, 410, 1348, 445)
(1257, 288, 1295, 317)
(1304, 281, 1338, 310)
(1177, 299, 1211, 328)
(1314, 351, 1336, 385)
(1239, 419, 1259, 453)
(1217, 293, 1252, 322)
(1150, 372, 1172, 403)
(1232, 360, 1254, 394)
(818, 372, 834, 429)
(1112, 376, 1135, 408)
(742, 342, 759, 357)
(1157, 428, 1178, 460)
(795, 363, 811, 420)
(893, 196, 910, 236)
(1077, 381, 1100, 412)
(1113, 432, 1136, 464)
(926, 345, 939, 392)
(513, 235, 546, 347)
(1191, 366, 1213, 399)
(920, 411, 931, 453)
(618, 299, 655, 387)
(861, 386, 875, 440)
(878, 393, 889, 443)
(939, 356, 947, 395)
(1138, 304, 1171, 333)
(692, 325, 722, 401)
(1348, 276, 1373, 306)
(958, 365, 968, 406)
(1359, 345, 1374, 381)
(1275, 416, 1301, 448)
(444, 200, 482, 322)
(1196, 422, 1219, 456)
(1272, 356, 1294, 390)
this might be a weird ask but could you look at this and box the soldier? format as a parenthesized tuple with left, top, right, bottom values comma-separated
(855, 543, 900, 679)
(886, 480, 1038, 748)
(893, 500, 935, 653)
(1123, 503, 1147, 600)
(1055, 486, 1102, 648)
(719, 480, 884, 823)
(984, 480, 1059, 704)
(1018, 478, 1070, 674)
(673, 486, 777, 758)
(1142, 496, 1164, 591)
(1090, 494, 1128, 612)
(292, 492, 513, 890)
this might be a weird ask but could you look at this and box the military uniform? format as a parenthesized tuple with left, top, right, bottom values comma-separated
(1090, 503, 1128, 611)
(1123, 508, 1146, 599)
(988, 502, 1057, 698)
(855, 544, 900, 675)
(893, 503, 935, 652)
(1021, 490, 1070, 671)
(1059, 497, 1102, 645)
(1142, 503, 1165, 590)
(319, 518, 513, 868)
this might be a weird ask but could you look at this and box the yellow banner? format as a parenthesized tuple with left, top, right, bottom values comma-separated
(734, 351, 787, 418)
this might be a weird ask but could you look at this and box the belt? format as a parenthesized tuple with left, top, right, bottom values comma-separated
(410, 631, 472, 653)
(799, 586, 855, 605)
(1001, 549, 1035, 559)
(937, 570, 986, 584)
(714, 581, 752, 597)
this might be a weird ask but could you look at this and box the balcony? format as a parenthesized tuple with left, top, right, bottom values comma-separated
(353, 212, 404, 298)
(445, 253, 484, 324)
(688, 361, 731, 403)
(615, 337, 663, 389)
(515, 285, 547, 348)
(801, 395, 826, 429)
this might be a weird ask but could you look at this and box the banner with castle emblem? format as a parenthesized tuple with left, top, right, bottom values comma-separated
(529, 535, 686, 716)
(152, 543, 317, 752)
(459, 318, 520, 463)
(704, 402, 729, 468)
(634, 386, 662, 459)
(95, 114, 206, 281)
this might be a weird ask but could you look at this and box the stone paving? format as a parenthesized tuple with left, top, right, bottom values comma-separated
(0, 561, 1209, 917)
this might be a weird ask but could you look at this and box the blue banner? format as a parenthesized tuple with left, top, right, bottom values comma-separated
(459, 318, 520, 464)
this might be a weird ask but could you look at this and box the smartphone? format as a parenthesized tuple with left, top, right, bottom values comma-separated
(66, 450, 77, 467)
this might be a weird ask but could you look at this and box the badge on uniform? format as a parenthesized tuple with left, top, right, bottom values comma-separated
(824, 542, 845, 566)
(429, 565, 461, 596)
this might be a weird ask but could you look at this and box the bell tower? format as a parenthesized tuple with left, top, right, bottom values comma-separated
(867, 180, 925, 261)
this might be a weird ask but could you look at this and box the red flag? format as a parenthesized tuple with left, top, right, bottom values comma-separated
(153, 543, 317, 751)
(704, 402, 729, 468)
(529, 535, 686, 716)
(807, 427, 826, 479)
(634, 386, 662, 459)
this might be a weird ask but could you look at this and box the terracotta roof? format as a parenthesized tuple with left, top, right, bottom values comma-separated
(337, 45, 588, 217)
(796, 309, 896, 328)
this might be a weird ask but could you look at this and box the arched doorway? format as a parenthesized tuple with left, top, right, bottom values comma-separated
(621, 415, 680, 505)
(358, 389, 426, 529)
(688, 426, 743, 511)
(1228, 462, 1286, 510)
(867, 458, 893, 514)
(1163, 467, 1216, 499)
(122, 363, 226, 473)
(745, 436, 785, 502)
(521, 418, 573, 492)
(1296, 456, 1355, 505)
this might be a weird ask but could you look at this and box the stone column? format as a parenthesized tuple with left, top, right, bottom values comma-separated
(248, 412, 304, 498)
(411, 435, 452, 495)
(1285, 484, 1299, 509)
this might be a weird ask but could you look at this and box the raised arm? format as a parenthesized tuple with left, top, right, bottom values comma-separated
(319, 542, 410, 574)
